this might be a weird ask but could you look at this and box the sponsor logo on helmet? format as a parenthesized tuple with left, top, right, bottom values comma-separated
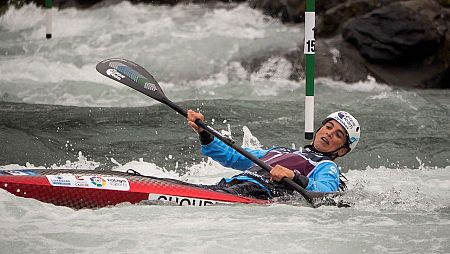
(106, 69, 125, 80)
(349, 136, 358, 144)
(337, 112, 355, 130)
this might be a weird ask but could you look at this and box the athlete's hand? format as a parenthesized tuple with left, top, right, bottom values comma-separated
(187, 109, 205, 133)
(270, 165, 294, 182)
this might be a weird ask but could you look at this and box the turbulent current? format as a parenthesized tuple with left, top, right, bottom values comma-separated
(0, 2, 449, 254)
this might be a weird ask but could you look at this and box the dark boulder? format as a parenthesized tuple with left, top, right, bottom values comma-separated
(342, 0, 445, 64)
(244, 36, 370, 84)
(245, 0, 449, 88)
(248, 0, 305, 23)
(341, 0, 449, 88)
(317, 0, 397, 38)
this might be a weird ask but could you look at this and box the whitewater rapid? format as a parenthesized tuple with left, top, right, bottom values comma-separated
(1, 2, 449, 253)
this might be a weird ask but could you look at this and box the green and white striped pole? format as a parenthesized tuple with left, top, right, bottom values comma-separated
(304, 0, 315, 140)
(45, 0, 52, 39)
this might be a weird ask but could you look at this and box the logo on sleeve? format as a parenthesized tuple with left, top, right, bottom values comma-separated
(329, 166, 337, 174)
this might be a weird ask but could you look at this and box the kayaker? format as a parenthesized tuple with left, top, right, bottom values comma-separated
(187, 109, 360, 199)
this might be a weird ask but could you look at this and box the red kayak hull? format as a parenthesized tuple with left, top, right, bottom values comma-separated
(0, 169, 270, 209)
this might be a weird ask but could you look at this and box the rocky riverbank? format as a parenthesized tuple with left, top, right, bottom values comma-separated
(2, 0, 449, 88)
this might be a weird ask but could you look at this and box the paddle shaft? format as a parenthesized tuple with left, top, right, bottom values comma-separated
(162, 98, 314, 203)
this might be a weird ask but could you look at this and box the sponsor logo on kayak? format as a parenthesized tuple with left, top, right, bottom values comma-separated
(107, 178, 128, 188)
(106, 68, 125, 80)
(90, 176, 107, 187)
(48, 175, 71, 186)
(46, 175, 130, 191)
(74, 176, 89, 187)
(148, 194, 230, 206)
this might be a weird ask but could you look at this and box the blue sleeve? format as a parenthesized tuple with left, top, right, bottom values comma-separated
(306, 162, 340, 192)
(200, 138, 269, 171)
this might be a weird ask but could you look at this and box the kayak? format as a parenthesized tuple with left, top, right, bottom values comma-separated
(0, 169, 270, 209)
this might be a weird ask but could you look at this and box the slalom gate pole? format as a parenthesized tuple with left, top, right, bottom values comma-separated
(304, 0, 315, 140)
(45, 0, 52, 39)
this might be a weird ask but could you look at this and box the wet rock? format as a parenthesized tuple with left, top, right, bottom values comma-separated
(317, 0, 397, 38)
(342, 0, 449, 88)
(242, 36, 370, 84)
(248, 0, 305, 23)
(342, 0, 445, 63)
(424, 67, 449, 89)
(285, 37, 370, 83)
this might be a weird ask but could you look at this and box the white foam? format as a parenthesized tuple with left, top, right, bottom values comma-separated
(2, 156, 449, 212)
(367, 90, 420, 111)
(0, 3, 304, 106)
(242, 126, 262, 149)
(250, 56, 293, 82)
(2, 135, 448, 213)
(344, 165, 450, 211)
(112, 158, 179, 179)
(318, 76, 392, 93)
(0, 4, 44, 31)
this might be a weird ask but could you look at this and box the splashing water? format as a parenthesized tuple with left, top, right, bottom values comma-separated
(1, 2, 450, 254)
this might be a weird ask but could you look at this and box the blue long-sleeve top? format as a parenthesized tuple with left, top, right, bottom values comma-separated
(201, 138, 340, 192)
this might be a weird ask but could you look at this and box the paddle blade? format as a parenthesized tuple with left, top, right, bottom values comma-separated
(96, 58, 167, 103)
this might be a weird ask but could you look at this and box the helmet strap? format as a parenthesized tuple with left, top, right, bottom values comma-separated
(307, 142, 340, 159)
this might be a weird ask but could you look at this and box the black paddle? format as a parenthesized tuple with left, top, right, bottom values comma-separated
(96, 58, 331, 205)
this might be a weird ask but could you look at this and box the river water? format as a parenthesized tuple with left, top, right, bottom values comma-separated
(0, 2, 449, 253)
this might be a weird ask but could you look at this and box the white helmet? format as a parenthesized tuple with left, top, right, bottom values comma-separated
(322, 111, 360, 152)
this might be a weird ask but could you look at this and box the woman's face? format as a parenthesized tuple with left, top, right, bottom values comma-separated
(314, 120, 349, 155)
